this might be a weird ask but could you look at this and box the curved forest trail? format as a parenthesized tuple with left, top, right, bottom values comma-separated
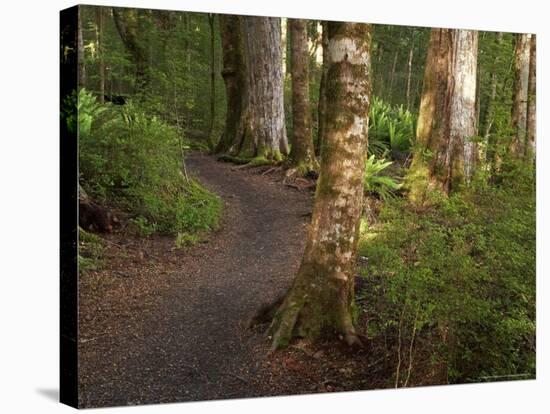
(78, 153, 316, 407)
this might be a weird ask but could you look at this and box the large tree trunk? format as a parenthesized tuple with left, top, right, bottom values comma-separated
(216, 15, 247, 154)
(270, 22, 372, 350)
(289, 19, 318, 172)
(407, 29, 478, 202)
(510, 33, 531, 157)
(526, 34, 536, 158)
(316, 21, 329, 157)
(112, 8, 149, 90)
(235, 16, 289, 160)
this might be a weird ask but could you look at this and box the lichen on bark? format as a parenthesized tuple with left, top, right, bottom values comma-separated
(269, 22, 372, 350)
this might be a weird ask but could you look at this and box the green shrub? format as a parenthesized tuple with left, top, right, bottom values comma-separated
(357, 185, 535, 385)
(368, 97, 416, 156)
(74, 89, 222, 236)
(364, 154, 402, 200)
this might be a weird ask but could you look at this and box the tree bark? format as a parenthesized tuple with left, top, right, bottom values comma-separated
(407, 29, 478, 202)
(112, 8, 149, 90)
(316, 21, 329, 157)
(216, 15, 247, 154)
(236, 16, 289, 160)
(270, 22, 372, 349)
(289, 19, 318, 172)
(526, 34, 536, 158)
(510, 33, 531, 157)
(387, 50, 399, 103)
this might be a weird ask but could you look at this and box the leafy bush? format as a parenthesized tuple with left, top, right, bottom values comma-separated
(368, 97, 416, 156)
(75, 89, 222, 236)
(357, 185, 535, 385)
(364, 155, 402, 200)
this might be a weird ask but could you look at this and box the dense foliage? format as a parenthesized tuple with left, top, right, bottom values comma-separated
(358, 168, 535, 384)
(73, 89, 221, 238)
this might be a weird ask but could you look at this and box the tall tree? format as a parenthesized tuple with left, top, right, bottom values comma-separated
(510, 33, 531, 157)
(220, 16, 289, 160)
(240, 16, 289, 160)
(526, 34, 536, 158)
(407, 28, 478, 202)
(316, 21, 329, 156)
(289, 19, 318, 172)
(95, 7, 105, 103)
(269, 22, 372, 349)
(207, 13, 216, 149)
(112, 8, 149, 90)
(405, 30, 416, 111)
(77, 7, 86, 88)
(216, 15, 247, 154)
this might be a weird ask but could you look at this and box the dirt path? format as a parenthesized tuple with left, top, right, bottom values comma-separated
(78, 154, 314, 407)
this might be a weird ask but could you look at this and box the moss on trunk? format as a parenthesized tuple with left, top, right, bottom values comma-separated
(270, 22, 372, 350)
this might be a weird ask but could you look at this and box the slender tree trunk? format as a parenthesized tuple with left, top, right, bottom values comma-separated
(405, 31, 415, 111)
(216, 15, 247, 154)
(407, 29, 478, 202)
(316, 21, 329, 157)
(78, 7, 86, 88)
(112, 8, 149, 90)
(207, 14, 216, 149)
(236, 16, 289, 160)
(526, 34, 536, 158)
(387, 50, 399, 103)
(270, 22, 372, 349)
(510, 33, 531, 157)
(95, 7, 105, 103)
(484, 32, 502, 171)
(289, 19, 318, 172)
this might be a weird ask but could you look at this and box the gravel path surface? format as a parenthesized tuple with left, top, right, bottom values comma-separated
(78, 153, 312, 407)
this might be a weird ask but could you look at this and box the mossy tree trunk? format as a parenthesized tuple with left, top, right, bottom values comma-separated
(407, 29, 478, 202)
(526, 34, 536, 159)
(216, 15, 247, 154)
(289, 19, 318, 173)
(270, 22, 372, 350)
(510, 33, 531, 157)
(316, 21, 329, 157)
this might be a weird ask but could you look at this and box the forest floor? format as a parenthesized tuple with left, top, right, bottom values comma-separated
(78, 153, 389, 408)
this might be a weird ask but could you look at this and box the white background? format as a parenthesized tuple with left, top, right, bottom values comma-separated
(0, 0, 548, 412)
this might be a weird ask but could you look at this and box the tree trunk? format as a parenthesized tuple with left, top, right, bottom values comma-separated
(526, 34, 536, 158)
(207, 14, 216, 149)
(316, 21, 329, 157)
(407, 29, 478, 202)
(270, 22, 372, 350)
(484, 32, 502, 171)
(77, 7, 86, 88)
(236, 16, 289, 160)
(510, 33, 531, 157)
(289, 19, 318, 172)
(216, 15, 247, 154)
(95, 7, 105, 103)
(112, 8, 149, 90)
(387, 50, 399, 103)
